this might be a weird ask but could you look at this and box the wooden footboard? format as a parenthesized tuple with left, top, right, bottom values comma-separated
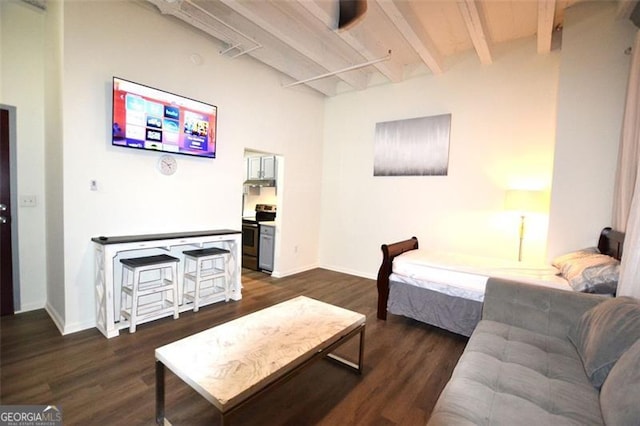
(377, 237, 419, 320)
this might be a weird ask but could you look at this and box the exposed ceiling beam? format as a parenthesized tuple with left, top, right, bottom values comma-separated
(376, 0, 444, 75)
(537, 0, 556, 54)
(616, 0, 639, 20)
(162, 0, 261, 56)
(217, 0, 369, 90)
(145, 0, 583, 97)
(457, 0, 492, 65)
(298, 0, 404, 83)
(148, 0, 337, 96)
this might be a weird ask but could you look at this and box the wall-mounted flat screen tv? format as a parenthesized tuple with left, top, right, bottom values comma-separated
(112, 77, 217, 158)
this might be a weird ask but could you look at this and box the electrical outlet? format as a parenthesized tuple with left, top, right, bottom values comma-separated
(20, 195, 37, 207)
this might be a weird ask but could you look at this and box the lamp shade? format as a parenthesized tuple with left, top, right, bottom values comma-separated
(504, 189, 548, 213)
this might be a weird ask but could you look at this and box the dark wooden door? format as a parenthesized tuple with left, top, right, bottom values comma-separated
(0, 107, 15, 315)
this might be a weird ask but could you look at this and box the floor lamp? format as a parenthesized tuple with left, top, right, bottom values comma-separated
(504, 189, 547, 262)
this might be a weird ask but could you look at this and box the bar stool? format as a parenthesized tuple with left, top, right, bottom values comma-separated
(120, 254, 180, 333)
(182, 247, 230, 312)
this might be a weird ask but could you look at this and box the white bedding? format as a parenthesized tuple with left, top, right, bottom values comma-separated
(390, 249, 571, 302)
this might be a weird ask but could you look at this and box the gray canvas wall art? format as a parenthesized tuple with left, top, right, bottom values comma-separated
(374, 114, 451, 176)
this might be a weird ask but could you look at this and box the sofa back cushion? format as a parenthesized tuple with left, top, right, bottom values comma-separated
(600, 338, 640, 425)
(567, 296, 640, 388)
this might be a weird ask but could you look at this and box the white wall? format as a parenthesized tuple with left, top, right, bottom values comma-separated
(4, 0, 636, 333)
(0, 0, 324, 333)
(547, 1, 637, 257)
(320, 37, 561, 278)
(0, 1, 48, 312)
(55, 1, 324, 332)
(44, 0, 65, 330)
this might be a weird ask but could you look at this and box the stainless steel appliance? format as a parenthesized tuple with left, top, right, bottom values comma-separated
(242, 204, 276, 271)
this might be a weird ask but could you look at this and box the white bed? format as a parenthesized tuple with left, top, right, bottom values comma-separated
(376, 228, 624, 336)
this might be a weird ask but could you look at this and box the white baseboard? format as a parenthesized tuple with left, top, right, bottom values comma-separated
(45, 302, 65, 335)
(44, 302, 96, 335)
(15, 300, 46, 313)
(271, 264, 375, 280)
(62, 320, 97, 335)
(271, 262, 319, 278)
(319, 264, 376, 280)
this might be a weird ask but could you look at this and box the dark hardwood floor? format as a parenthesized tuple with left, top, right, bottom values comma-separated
(0, 268, 467, 425)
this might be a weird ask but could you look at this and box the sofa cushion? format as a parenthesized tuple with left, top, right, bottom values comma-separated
(567, 296, 640, 388)
(600, 338, 640, 426)
(428, 320, 603, 425)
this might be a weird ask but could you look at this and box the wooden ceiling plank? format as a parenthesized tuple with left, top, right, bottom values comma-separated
(376, 0, 444, 74)
(148, 0, 337, 96)
(537, 0, 556, 54)
(299, 0, 404, 83)
(457, 0, 492, 65)
(217, 0, 369, 90)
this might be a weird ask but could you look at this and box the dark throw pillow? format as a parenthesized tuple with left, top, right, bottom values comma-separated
(567, 296, 640, 388)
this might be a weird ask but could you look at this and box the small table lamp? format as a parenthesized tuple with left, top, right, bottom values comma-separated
(504, 189, 548, 261)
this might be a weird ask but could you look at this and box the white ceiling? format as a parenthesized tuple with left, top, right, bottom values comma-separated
(145, 0, 639, 96)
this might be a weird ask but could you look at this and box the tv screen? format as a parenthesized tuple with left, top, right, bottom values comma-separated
(112, 77, 217, 158)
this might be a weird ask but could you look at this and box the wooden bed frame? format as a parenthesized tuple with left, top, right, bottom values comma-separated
(376, 236, 419, 320)
(597, 227, 625, 260)
(376, 227, 625, 321)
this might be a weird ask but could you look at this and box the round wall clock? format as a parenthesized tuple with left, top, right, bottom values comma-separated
(158, 154, 177, 175)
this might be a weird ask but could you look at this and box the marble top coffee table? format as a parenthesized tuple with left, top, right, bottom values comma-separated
(155, 296, 366, 425)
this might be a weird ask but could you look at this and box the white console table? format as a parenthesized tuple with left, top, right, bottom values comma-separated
(92, 230, 242, 338)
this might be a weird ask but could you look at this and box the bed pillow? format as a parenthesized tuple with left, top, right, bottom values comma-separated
(567, 296, 640, 389)
(552, 249, 619, 294)
(551, 247, 599, 268)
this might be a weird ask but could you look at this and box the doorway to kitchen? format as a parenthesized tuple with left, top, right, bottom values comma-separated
(242, 149, 283, 275)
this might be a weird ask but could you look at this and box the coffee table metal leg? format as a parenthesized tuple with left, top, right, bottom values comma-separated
(156, 361, 165, 425)
(357, 323, 365, 373)
(325, 324, 365, 374)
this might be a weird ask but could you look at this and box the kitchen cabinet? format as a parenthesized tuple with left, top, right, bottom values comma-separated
(247, 156, 276, 180)
(259, 224, 275, 272)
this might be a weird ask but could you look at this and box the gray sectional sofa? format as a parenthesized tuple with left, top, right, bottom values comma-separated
(428, 278, 640, 425)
